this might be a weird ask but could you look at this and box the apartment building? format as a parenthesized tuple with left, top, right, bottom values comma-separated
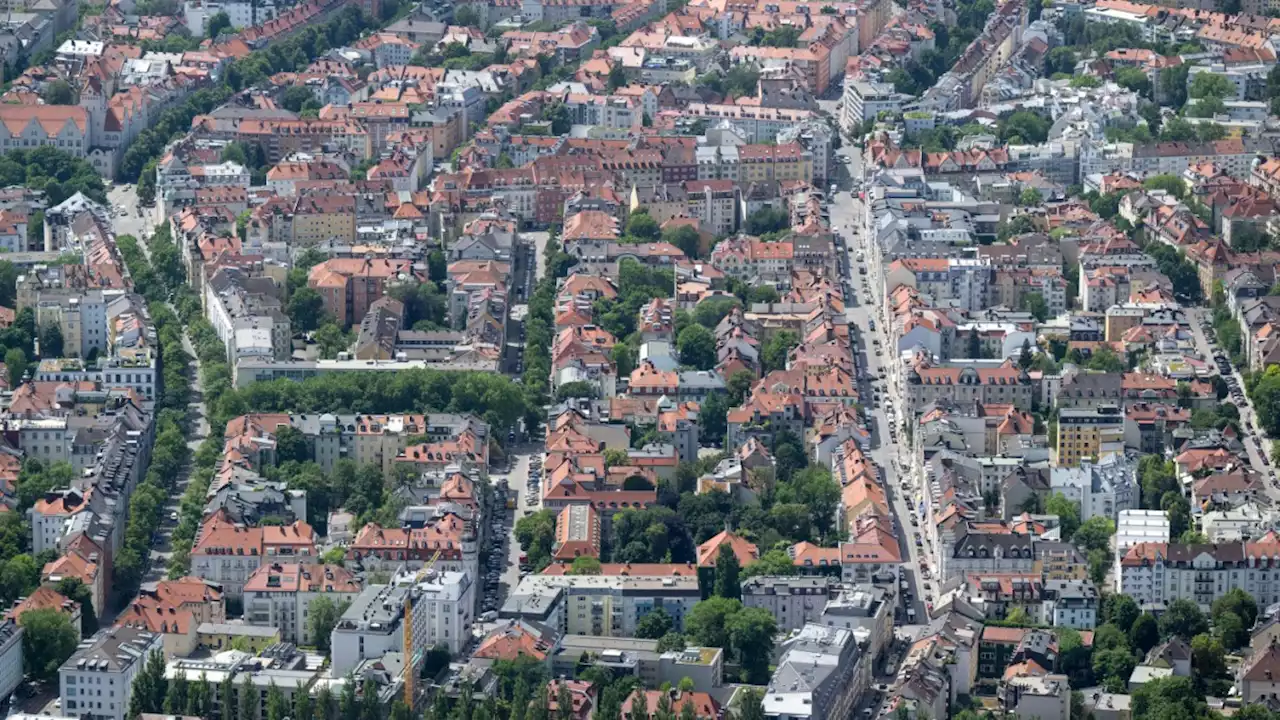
(503, 570, 702, 637)
(764, 624, 866, 720)
(741, 576, 838, 632)
(204, 267, 291, 364)
(242, 563, 362, 644)
(842, 81, 903, 131)
(0, 620, 20, 705)
(1056, 405, 1125, 468)
(190, 512, 317, 596)
(904, 360, 1035, 416)
(1048, 454, 1136, 521)
(59, 626, 162, 720)
(1119, 533, 1280, 610)
(329, 568, 473, 673)
(307, 258, 422, 327)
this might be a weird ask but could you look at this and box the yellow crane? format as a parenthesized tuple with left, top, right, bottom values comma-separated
(402, 548, 442, 707)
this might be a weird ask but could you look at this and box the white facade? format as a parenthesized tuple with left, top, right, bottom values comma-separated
(1115, 509, 1170, 550)
(1118, 540, 1280, 610)
(59, 627, 162, 720)
(0, 621, 22, 705)
(330, 570, 472, 675)
(1049, 455, 1136, 522)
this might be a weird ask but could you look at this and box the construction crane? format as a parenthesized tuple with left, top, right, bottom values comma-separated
(403, 548, 443, 707)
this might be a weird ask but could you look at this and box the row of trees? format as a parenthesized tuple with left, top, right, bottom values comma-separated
(128, 646, 412, 720)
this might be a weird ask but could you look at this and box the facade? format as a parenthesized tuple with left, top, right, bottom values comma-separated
(0, 620, 21, 706)
(763, 624, 865, 720)
(242, 563, 362, 644)
(59, 626, 162, 720)
(1119, 534, 1280, 610)
(329, 568, 473, 674)
(502, 571, 702, 637)
(1056, 405, 1125, 467)
(741, 576, 838, 632)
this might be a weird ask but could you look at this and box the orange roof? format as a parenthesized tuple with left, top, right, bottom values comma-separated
(695, 530, 759, 568)
(6, 585, 78, 623)
(540, 563, 697, 577)
(474, 623, 552, 661)
(243, 563, 362, 594)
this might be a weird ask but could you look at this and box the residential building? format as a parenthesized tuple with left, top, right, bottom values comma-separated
(1119, 533, 1280, 610)
(59, 626, 162, 720)
(330, 568, 473, 674)
(242, 563, 362, 644)
(763, 624, 865, 720)
(190, 512, 317, 596)
(741, 576, 837, 632)
(0, 620, 21, 705)
(1056, 405, 1125, 467)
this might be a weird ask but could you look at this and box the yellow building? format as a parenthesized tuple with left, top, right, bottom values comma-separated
(197, 622, 281, 653)
(738, 143, 814, 184)
(1056, 405, 1125, 468)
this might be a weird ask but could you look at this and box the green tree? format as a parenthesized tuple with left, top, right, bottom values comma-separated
(239, 674, 258, 720)
(742, 549, 798, 578)
(636, 607, 674, 639)
(1018, 188, 1044, 207)
(1106, 594, 1140, 633)
(676, 324, 716, 371)
(19, 607, 78, 681)
(1093, 647, 1136, 692)
(713, 543, 741, 601)
(1130, 613, 1159, 653)
(54, 576, 98, 636)
(1189, 72, 1236, 99)
(5, 347, 25, 387)
(762, 330, 798, 373)
(627, 209, 660, 241)
(206, 11, 232, 38)
(569, 556, 602, 575)
(684, 597, 741, 649)
(307, 596, 351, 652)
(1021, 292, 1049, 322)
(1045, 493, 1081, 538)
(1072, 516, 1115, 553)
(515, 509, 558, 571)
(288, 287, 326, 332)
(1159, 598, 1209, 640)
(44, 80, 76, 105)
(728, 606, 777, 683)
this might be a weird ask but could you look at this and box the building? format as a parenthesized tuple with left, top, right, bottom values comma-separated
(1041, 579, 1099, 629)
(307, 258, 422, 327)
(0, 620, 21, 706)
(741, 576, 837, 632)
(502, 569, 701, 637)
(59, 626, 162, 720)
(763, 624, 865, 720)
(330, 568, 473, 674)
(242, 563, 362, 644)
(1001, 672, 1071, 720)
(1056, 405, 1125, 467)
(841, 81, 903, 132)
(190, 512, 317, 596)
(1119, 533, 1280, 610)
(1048, 454, 1136, 521)
(815, 584, 894, 663)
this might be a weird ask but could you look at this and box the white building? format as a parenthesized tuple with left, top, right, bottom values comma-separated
(842, 80, 902, 133)
(764, 624, 866, 720)
(501, 572, 702, 637)
(1118, 535, 1280, 610)
(330, 568, 473, 675)
(1202, 503, 1272, 542)
(1001, 673, 1071, 720)
(242, 563, 362, 644)
(183, 0, 281, 36)
(1115, 509, 1170, 550)
(1041, 579, 1099, 629)
(59, 626, 162, 720)
(742, 576, 836, 632)
(1049, 454, 1137, 522)
(0, 620, 22, 705)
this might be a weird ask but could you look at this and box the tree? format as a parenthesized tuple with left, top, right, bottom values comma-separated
(663, 225, 702, 260)
(1018, 188, 1044, 207)
(1130, 613, 1159, 653)
(1105, 594, 1140, 633)
(608, 62, 627, 91)
(569, 556, 602, 575)
(744, 207, 789, 236)
(676, 325, 716, 371)
(288, 287, 326, 332)
(762, 330, 798, 373)
(627, 209, 660, 241)
(265, 683, 289, 720)
(454, 4, 480, 25)
(239, 674, 258, 720)
(684, 597, 741, 650)
(728, 607, 777, 683)
(1072, 516, 1115, 553)
(742, 549, 798, 578)
(1088, 548, 1110, 586)
(1021, 292, 1049, 322)
(1093, 647, 1136, 692)
(515, 509, 558, 571)
(1114, 66, 1151, 96)
(54, 577, 98, 636)
(1189, 72, 1236, 100)
(1045, 493, 1081, 539)
(736, 689, 766, 720)
(313, 323, 351, 358)
(713, 544, 741, 601)
(1211, 587, 1258, 629)
(19, 607, 78, 681)
(206, 10, 232, 38)
(1159, 598, 1209, 640)
(45, 80, 75, 105)
(307, 596, 350, 652)
(5, 347, 25, 387)
(657, 632, 686, 652)
(636, 607, 674, 639)
(1191, 633, 1227, 679)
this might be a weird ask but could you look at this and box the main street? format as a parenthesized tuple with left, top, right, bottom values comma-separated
(829, 141, 934, 627)
(1185, 307, 1277, 491)
(107, 181, 211, 586)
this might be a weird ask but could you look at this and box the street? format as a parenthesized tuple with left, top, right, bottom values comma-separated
(828, 141, 933, 623)
(1185, 307, 1276, 490)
